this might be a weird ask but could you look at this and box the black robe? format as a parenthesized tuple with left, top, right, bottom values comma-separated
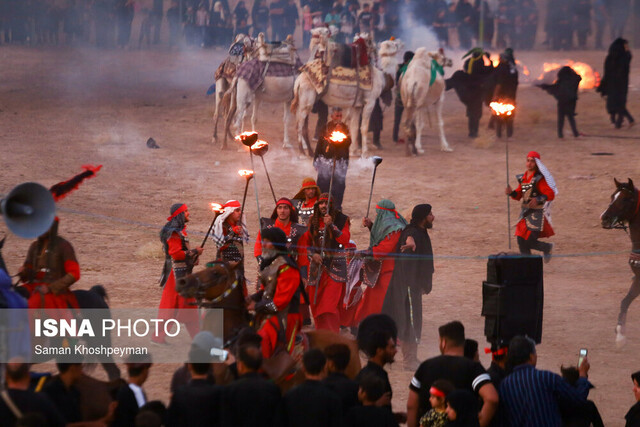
(381, 224, 433, 343)
(597, 38, 632, 115)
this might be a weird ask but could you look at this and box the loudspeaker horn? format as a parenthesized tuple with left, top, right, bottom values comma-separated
(1, 182, 56, 239)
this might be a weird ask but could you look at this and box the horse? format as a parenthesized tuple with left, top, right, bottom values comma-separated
(0, 238, 121, 381)
(400, 47, 454, 155)
(601, 178, 640, 347)
(176, 261, 361, 390)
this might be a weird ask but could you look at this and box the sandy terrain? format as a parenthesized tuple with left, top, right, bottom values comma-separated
(1, 44, 639, 425)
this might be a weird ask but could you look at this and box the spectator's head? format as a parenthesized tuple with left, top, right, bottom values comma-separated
(357, 373, 386, 404)
(357, 314, 398, 365)
(302, 349, 326, 378)
(303, 5, 310, 12)
(56, 362, 83, 384)
(330, 106, 343, 121)
(403, 50, 414, 64)
(189, 331, 228, 364)
(486, 343, 508, 367)
(464, 339, 479, 362)
(429, 379, 455, 411)
(438, 321, 465, 354)
(560, 365, 580, 386)
(5, 358, 30, 389)
(632, 370, 640, 402)
(363, 3, 370, 10)
(237, 344, 263, 374)
(136, 401, 166, 427)
(324, 343, 351, 373)
(126, 353, 153, 384)
(506, 335, 537, 369)
(445, 390, 479, 426)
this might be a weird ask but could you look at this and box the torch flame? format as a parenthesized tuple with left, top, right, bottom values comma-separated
(210, 203, 223, 213)
(329, 131, 347, 143)
(238, 169, 254, 178)
(251, 140, 268, 150)
(235, 131, 259, 147)
(489, 102, 515, 116)
(235, 131, 258, 141)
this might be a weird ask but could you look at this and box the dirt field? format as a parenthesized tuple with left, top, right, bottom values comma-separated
(1, 44, 639, 425)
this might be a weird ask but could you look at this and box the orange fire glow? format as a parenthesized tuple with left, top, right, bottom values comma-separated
(235, 131, 259, 146)
(329, 131, 347, 143)
(210, 203, 223, 213)
(250, 140, 269, 156)
(539, 61, 600, 89)
(490, 102, 515, 116)
(483, 55, 530, 76)
(238, 169, 254, 178)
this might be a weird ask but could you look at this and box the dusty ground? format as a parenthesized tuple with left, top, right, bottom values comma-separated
(1, 44, 640, 425)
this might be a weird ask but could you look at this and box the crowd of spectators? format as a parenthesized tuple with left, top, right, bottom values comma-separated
(0, 0, 634, 51)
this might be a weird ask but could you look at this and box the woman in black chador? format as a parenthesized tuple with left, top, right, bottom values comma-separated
(597, 38, 635, 129)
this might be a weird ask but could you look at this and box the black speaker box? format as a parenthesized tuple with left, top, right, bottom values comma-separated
(482, 254, 544, 345)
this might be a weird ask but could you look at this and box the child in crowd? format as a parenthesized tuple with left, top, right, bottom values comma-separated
(420, 379, 454, 427)
(445, 390, 479, 427)
(344, 373, 399, 427)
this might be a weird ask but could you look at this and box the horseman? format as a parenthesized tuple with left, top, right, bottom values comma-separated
(353, 200, 407, 325)
(153, 203, 202, 344)
(254, 197, 307, 263)
(212, 200, 250, 283)
(300, 193, 351, 332)
(19, 219, 80, 311)
(505, 151, 557, 262)
(292, 178, 321, 227)
(248, 227, 303, 358)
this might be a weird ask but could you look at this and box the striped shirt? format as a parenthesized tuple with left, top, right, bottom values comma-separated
(499, 364, 590, 427)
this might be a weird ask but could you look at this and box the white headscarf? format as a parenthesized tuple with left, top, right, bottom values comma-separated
(534, 157, 558, 225)
(211, 200, 249, 246)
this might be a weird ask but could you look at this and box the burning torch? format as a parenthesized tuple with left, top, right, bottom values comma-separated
(200, 202, 224, 248)
(236, 132, 262, 222)
(238, 169, 254, 225)
(365, 156, 383, 218)
(490, 102, 515, 249)
(250, 140, 277, 205)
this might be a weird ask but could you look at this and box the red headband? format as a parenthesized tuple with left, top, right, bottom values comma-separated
(429, 387, 446, 398)
(319, 195, 329, 202)
(223, 200, 241, 209)
(484, 347, 508, 357)
(167, 204, 188, 221)
(527, 151, 540, 159)
(376, 205, 400, 219)
(302, 180, 317, 188)
(276, 198, 294, 209)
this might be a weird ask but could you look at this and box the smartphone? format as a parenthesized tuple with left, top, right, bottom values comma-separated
(578, 348, 588, 367)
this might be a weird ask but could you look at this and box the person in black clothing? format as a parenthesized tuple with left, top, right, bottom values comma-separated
(314, 107, 351, 210)
(406, 321, 498, 427)
(626, 370, 640, 427)
(445, 390, 480, 427)
(491, 48, 518, 138)
(455, 0, 476, 50)
(166, 1, 181, 47)
(278, 349, 343, 427)
(251, 0, 270, 37)
(167, 331, 225, 426)
(382, 204, 435, 369)
(597, 38, 635, 129)
(42, 363, 83, 424)
(559, 366, 604, 427)
(0, 360, 66, 427)
(222, 342, 281, 426)
(486, 345, 508, 389)
(323, 343, 360, 417)
(393, 51, 414, 143)
(446, 48, 493, 138)
(345, 374, 399, 427)
(111, 354, 153, 427)
(538, 66, 582, 138)
(463, 339, 479, 362)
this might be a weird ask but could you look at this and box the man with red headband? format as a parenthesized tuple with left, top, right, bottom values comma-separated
(300, 193, 350, 332)
(292, 177, 321, 226)
(254, 197, 307, 264)
(248, 227, 303, 358)
(505, 151, 557, 262)
(353, 199, 407, 325)
(153, 203, 202, 344)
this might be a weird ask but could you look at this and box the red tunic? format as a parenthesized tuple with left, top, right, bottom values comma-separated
(353, 230, 401, 324)
(300, 218, 350, 332)
(257, 264, 302, 358)
(155, 232, 199, 341)
(511, 173, 555, 239)
(254, 219, 304, 262)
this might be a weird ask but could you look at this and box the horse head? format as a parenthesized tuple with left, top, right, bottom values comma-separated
(601, 178, 638, 229)
(176, 261, 236, 301)
(429, 48, 453, 68)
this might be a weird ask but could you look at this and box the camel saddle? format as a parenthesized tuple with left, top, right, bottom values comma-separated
(257, 40, 298, 65)
(300, 58, 373, 95)
(214, 58, 237, 82)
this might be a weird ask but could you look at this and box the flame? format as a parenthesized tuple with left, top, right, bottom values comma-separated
(329, 131, 347, 143)
(482, 55, 529, 76)
(235, 131, 258, 141)
(235, 131, 259, 147)
(539, 61, 601, 89)
(490, 102, 515, 116)
(238, 169, 254, 178)
(251, 140, 268, 150)
(210, 203, 223, 213)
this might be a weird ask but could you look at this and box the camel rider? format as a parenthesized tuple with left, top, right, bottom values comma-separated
(19, 219, 80, 310)
(248, 228, 303, 359)
(292, 178, 321, 227)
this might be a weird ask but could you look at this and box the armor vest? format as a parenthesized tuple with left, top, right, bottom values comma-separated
(294, 199, 315, 227)
(261, 218, 307, 258)
(171, 232, 193, 280)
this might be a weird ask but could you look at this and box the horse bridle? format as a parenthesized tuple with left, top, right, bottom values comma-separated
(608, 187, 640, 231)
(192, 261, 243, 309)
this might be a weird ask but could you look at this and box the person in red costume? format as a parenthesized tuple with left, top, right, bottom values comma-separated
(292, 177, 321, 226)
(248, 227, 303, 358)
(153, 203, 202, 344)
(211, 200, 249, 276)
(300, 193, 351, 332)
(254, 197, 307, 264)
(505, 151, 558, 262)
(353, 199, 407, 325)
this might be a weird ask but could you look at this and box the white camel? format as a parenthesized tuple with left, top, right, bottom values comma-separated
(223, 33, 300, 149)
(400, 47, 453, 154)
(212, 34, 256, 145)
(291, 36, 401, 157)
